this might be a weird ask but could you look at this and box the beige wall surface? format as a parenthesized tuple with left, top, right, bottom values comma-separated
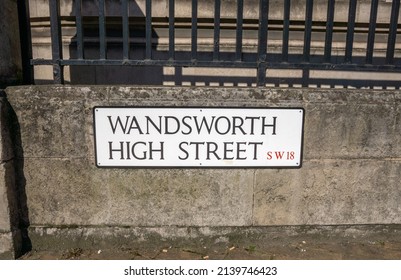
(4, 86, 401, 226)
(2, 85, 401, 255)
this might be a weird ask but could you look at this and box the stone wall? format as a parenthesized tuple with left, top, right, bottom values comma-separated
(2, 85, 401, 256)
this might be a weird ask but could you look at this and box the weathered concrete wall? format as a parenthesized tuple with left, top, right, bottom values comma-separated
(3, 86, 401, 250)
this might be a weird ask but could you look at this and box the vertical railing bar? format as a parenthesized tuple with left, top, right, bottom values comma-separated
(191, 0, 198, 60)
(122, 0, 129, 60)
(257, 0, 269, 86)
(324, 0, 335, 63)
(169, 0, 175, 59)
(282, 0, 291, 62)
(366, 0, 378, 64)
(74, 0, 84, 59)
(99, 0, 106, 59)
(303, 0, 313, 62)
(146, 0, 152, 59)
(213, 0, 221, 61)
(386, 0, 400, 64)
(235, 0, 244, 61)
(17, 0, 34, 84)
(49, 0, 64, 83)
(345, 0, 357, 63)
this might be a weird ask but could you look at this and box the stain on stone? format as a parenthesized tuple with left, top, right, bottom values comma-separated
(249, 91, 266, 100)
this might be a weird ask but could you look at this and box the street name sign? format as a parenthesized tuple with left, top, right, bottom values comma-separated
(93, 107, 304, 168)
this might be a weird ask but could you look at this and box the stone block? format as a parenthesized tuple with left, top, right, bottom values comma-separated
(7, 87, 87, 158)
(302, 89, 399, 159)
(0, 161, 17, 232)
(304, 103, 397, 159)
(253, 160, 401, 225)
(0, 232, 13, 259)
(24, 158, 254, 227)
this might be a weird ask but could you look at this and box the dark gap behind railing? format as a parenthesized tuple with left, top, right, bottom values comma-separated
(29, 0, 401, 85)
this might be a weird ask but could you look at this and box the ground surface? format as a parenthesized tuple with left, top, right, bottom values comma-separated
(19, 239, 401, 260)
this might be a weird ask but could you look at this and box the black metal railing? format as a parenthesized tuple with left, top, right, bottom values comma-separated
(24, 0, 401, 86)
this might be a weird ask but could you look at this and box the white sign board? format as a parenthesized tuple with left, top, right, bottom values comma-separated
(93, 107, 304, 168)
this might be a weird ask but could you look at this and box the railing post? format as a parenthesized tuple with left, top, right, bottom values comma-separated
(74, 0, 84, 60)
(257, 0, 269, 86)
(324, 0, 335, 63)
(345, 0, 357, 64)
(386, 0, 400, 65)
(282, 0, 291, 62)
(191, 0, 198, 61)
(235, 0, 244, 61)
(122, 0, 129, 60)
(366, 0, 379, 64)
(303, 0, 313, 62)
(145, 0, 152, 59)
(168, 0, 175, 60)
(49, 0, 64, 84)
(213, 0, 221, 61)
(99, 0, 107, 60)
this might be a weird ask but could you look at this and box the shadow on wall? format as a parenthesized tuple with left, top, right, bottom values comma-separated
(65, 0, 401, 89)
(1, 92, 31, 258)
